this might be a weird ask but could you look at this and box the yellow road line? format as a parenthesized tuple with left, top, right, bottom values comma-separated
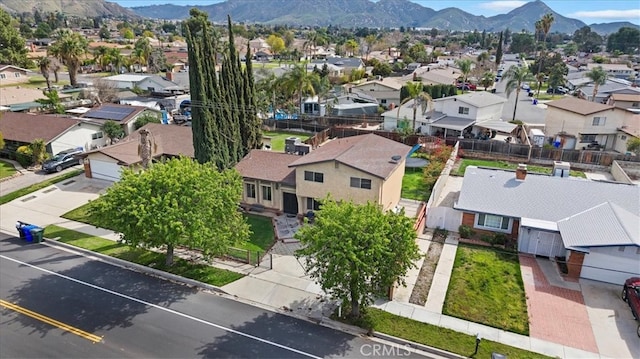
(0, 299, 102, 343)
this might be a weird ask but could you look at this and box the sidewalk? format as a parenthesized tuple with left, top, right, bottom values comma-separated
(0, 176, 603, 359)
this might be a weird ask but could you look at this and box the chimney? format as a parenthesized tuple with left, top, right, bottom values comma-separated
(515, 164, 527, 180)
(166, 71, 174, 81)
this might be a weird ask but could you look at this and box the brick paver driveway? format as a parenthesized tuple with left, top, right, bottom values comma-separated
(519, 255, 598, 353)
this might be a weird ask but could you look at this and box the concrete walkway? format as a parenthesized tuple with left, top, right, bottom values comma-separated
(393, 232, 431, 303)
(0, 175, 606, 359)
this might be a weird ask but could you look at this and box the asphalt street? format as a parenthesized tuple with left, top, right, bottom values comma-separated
(0, 233, 429, 359)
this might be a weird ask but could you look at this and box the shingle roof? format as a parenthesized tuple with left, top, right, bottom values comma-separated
(610, 93, 640, 102)
(546, 97, 614, 115)
(435, 91, 506, 108)
(455, 167, 640, 247)
(289, 134, 411, 179)
(235, 150, 300, 186)
(0, 112, 79, 144)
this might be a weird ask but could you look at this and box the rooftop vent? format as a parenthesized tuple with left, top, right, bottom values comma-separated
(390, 155, 402, 164)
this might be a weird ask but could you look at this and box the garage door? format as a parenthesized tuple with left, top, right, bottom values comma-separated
(580, 249, 640, 285)
(90, 160, 122, 182)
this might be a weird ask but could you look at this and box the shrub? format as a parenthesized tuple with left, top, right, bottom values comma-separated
(16, 145, 33, 168)
(479, 234, 493, 245)
(493, 233, 507, 246)
(458, 224, 476, 239)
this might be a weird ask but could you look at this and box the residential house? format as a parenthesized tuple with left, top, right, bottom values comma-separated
(351, 77, 404, 108)
(586, 63, 634, 80)
(455, 165, 639, 285)
(0, 65, 30, 85)
(81, 104, 162, 137)
(614, 114, 640, 155)
(577, 79, 634, 103)
(235, 134, 411, 215)
(80, 123, 193, 181)
(606, 92, 640, 111)
(545, 97, 631, 150)
(102, 74, 187, 95)
(407, 66, 461, 86)
(381, 91, 510, 137)
(0, 112, 104, 158)
(306, 62, 343, 78)
(311, 57, 364, 75)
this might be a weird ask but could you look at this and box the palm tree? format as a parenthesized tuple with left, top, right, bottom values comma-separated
(107, 48, 125, 74)
(38, 57, 51, 90)
(93, 45, 110, 72)
(281, 64, 320, 114)
(303, 31, 325, 60)
(364, 34, 377, 60)
(480, 71, 495, 91)
(344, 39, 359, 57)
(398, 81, 433, 132)
(50, 58, 61, 83)
(134, 37, 152, 72)
(585, 66, 608, 102)
(130, 47, 148, 73)
(476, 52, 490, 70)
(504, 65, 531, 121)
(536, 14, 554, 80)
(456, 58, 473, 92)
(535, 72, 546, 97)
(47, 29, 89, 87)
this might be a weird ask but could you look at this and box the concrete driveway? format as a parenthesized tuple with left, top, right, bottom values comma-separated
(581, 280, 639, 359)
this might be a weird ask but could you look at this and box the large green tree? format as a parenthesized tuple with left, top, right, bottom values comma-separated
(572, 26, 602, 53)
(504, 65, 531, 121)
(295, 199, 420, 318)
(48, 29, 89, 86)
(0, 9, 29, 67)
(455, 59, 473, 92)
(90, 157, 249, 266)
(607, 27, 640, 54)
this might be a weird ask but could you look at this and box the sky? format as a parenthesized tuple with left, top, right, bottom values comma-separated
(111, 0, 640, 25)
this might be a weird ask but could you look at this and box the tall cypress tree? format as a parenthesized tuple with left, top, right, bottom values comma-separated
(243, 41, 262, 152)
(495, 31, 504, 67)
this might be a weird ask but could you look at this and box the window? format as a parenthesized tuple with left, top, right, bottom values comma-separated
(306, 197, 321, 211)
(458, 106, 469, 115)
(618, 246, 625, 252)
(304, 170, 324, 183)
(0, 74, 5, 79)
(620, 135, 627, 140)
(14, 72, 20, 78)
(632, 102, 639, 108)
(350, 177, 372, 189)
(91, 132, 104, 140)
(580, 134, 596, 143)
(476, 213, 510, 231)
(381, 99, 387, 104)
(261, 185, 272, 201)
(245, 183, 256, 198)
(592, 117, 606, 126)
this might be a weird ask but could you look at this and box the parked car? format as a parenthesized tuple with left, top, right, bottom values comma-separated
(456, 82, 477, 91)
(621, 277, 640, 337)
(42, 148, 84, 173)
(521, 83, 530, 91)
(547, 87, 568, 95)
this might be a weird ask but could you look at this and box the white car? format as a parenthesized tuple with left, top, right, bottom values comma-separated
(521, 83, 530, 91)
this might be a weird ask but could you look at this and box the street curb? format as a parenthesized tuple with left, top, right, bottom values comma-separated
(371, 331, 468, 359)
(42, 238, 227, 295)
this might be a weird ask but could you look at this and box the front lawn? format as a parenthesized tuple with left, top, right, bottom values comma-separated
(443, 244, 529, 335)
(0, 160, 17, 179)
(43, 225, 243, 286)
(62, 201, 276, 264)
(401, 170, 431, 202)
(0, 169, 83, 205)
(263, 131, 312, 152)
(456, 158, 586, 178)
(340, 309, 549, 359)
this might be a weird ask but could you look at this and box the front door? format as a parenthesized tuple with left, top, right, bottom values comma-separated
(282, 192, 298, 215)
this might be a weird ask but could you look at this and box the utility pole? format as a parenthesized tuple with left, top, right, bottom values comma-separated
(139, 129, 151, 169)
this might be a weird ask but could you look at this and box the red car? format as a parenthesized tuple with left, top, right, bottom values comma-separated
(621, 277, 640, 337)
(456, 82, 477, 91)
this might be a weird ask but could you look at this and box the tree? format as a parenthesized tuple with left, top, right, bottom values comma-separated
(38, 57, 52, 90)
(372, 61, 392, 77)
(133, 37, 152, 71)
(0, 131, 4, 150)
(122, 28, 134, 40)
(101, 120, 125, 142)
(36, 89, 65, 114)
(547, 63, 568, 89)
(281, 64, 319, 114)
(455, 59, 472, 92)
(509, 33, 535, 54)
(344, 39, 359, 57)
(34, 22, 52, 38)
(585, 66, 608, 102)
(476, 52, 489, 70)
(627, 138, 640, 155)
(295, 199, 419, 318)
(266, 34, 285, 62)
(495, 31, 504, 66)
(89, 157, 249, 266)
(563, 42, 578, 57)
(535, 13, 554, 83)
(98, 25, 110, 40)
(572, 26, 602, 53)
(147, 49, 169, 73)
(48, 29, 89, 86)
(134, 113, 161, 130)
(399, 81, 432, 132)
(480, 71, 495, 91)
(607, 27, 640, 54)
(0, 9, 29, 67)
(364, 34, 377, 60)
(30, 139, 49, 165)
(504, 65, 530, 121)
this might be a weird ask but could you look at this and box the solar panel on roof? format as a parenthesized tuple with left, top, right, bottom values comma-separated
(84, 106, 136, 121)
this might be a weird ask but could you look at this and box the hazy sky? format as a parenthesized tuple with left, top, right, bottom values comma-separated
(111, 0, 640, 25)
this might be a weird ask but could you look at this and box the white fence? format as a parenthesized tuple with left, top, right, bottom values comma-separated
(425, 142, 462, 232)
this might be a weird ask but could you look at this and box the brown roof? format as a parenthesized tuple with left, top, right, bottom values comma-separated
(546, 97, 614, 116)
(610, 93, 640, 102)
(289, 134, 411, 179)
(235, 150, 300, 186)
(0, 112, 80, 143)
(84, 123, 194, 165)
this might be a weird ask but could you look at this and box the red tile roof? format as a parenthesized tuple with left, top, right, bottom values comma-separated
(0, 112, 80, 143)
(235, 150, 300, 186)
(289, 134, 411, 179)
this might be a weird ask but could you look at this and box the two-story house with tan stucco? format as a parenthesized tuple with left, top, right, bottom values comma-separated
(351, 78, 404, 109)
(235, 134, 411, 215)
(544, 97, 632, 150)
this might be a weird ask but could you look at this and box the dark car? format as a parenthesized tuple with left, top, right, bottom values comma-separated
(42, 148, 84, 173)
(621, 277, 640, 337)
(546, 87, 568, 95)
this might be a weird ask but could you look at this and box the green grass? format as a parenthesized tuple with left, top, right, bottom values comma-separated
(62, 201, 276, 265)
(44, 225, 244, 286)
(443, 244, 529, 335)
(401, 170, 431, 202)
(456, 158, 586, 178)
(263, 131, 312, 152)
(0, 160, 17, 179)
(0, 169, 83, 205)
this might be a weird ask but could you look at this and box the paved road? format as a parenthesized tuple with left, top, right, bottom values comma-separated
(495, 60, 547, 125)
(0, 233, 429, 358)
(0, 163, 83, 197)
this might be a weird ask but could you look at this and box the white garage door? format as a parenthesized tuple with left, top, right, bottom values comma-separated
(90, 160, 122, 182)
(581, 248, 640, 285)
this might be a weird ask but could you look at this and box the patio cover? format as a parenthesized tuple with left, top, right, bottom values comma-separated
(431, 116, 475, 131)
(476, 120, 518, 134)
(520, 217, 558, 231)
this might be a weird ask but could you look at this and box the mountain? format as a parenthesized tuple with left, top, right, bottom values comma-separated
(589, 22, 640, 35)
(0, 0, 136, 18)
(483, 0, 586, 34)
